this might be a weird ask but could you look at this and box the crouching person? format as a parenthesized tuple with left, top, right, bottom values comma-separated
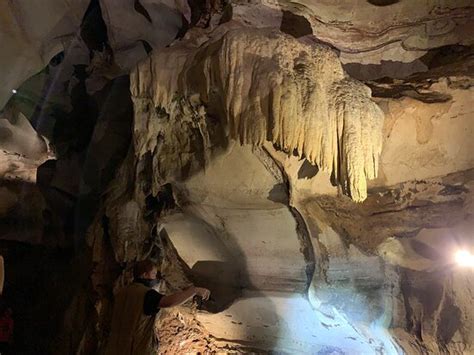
(105, 259, 210, 355)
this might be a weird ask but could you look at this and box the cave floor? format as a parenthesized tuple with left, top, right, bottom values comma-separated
(196, 290, 401, 354)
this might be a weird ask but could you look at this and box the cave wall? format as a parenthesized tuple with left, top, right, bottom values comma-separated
(103, 20, 473, 354)
(0, 0, 473, 354)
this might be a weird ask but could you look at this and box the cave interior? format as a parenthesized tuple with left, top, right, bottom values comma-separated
(0, 0, 473, 354)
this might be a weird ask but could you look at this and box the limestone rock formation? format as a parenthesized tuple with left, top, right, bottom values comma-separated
(228, 0, 474, 79)
(131, 27, 384, 201)
(99, 0, 189, 68)
(0, 108, 51, 182)
(0, 0, 90, 109)
(0, 1, 473, 354)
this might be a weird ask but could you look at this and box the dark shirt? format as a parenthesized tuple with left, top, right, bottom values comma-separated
(143, 289, 163, 316)
(135, 279, 164, 316)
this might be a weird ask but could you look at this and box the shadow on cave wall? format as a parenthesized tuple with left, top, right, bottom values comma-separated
(400, 268, 463, 348)
(159, 208, 281, 353)
(36, 72, 133, 244)
(154, 144, 320, 352)
(344, 45, 473, 81)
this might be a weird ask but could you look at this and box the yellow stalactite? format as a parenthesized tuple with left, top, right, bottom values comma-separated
(130, 28, 384, 202)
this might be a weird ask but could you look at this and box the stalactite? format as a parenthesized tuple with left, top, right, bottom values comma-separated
(131, 27, 384, 201)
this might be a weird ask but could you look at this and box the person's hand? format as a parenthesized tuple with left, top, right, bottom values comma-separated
(194, 287, 211, 300)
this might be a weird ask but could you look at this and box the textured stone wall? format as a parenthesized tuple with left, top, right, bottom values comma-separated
(0, 1, 473, 354)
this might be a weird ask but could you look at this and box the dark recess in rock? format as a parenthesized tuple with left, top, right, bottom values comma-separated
(438, 184, 468, 196)
(280, 10, 312, 38)
(360, 45, 474, 97)
(343, 59, 427, 81)
(81, 0, 109, 52)
(52, 64, 98, 156)
(345, 45, 473, 81)
(75, 75, 134, 235)
(36, 75, 135, 239)
(140, 39, 153, 54)
(37, 159, 77, 232)
(145, 183, 176, 220)
(31, 0, 134, 243)
(49, 52, 65, 67)
(367, 0, 400, 6)
(367, 81, 453, 103)
(290, 206, 315, 293)
(420, 45, 472, 70)
(175, 14, 190, 40)
(298, 160, 319, 179)
(218, 2, 233, 25)
(267, 183, 289, 205)
(134, 0, 153, 23)
(438, 297, 462, 345)
(189, 0, 227, 28)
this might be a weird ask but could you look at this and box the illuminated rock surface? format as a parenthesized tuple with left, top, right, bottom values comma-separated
(0, 1, 473, 354)
(131, 27, 383, 202)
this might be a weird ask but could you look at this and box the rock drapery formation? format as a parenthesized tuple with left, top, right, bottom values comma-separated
(0, 0, 90, 109)
(0, 0, 473, 354)
(0, 106, 52, 183)
(275, 0, 474, 79)
(131, 27, 384, 202)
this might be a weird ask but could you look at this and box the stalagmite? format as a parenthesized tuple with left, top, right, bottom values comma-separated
(131, 28, 383, 201)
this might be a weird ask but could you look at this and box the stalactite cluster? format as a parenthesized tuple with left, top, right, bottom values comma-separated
(131, 28, 384, 201)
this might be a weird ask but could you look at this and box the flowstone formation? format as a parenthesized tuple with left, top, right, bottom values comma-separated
(0, 1, 473, 354)
(131, 27, 384, 202)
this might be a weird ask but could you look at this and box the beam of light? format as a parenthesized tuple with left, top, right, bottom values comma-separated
(369, 294, 404, 355)
(455, 250, 474, 267)
(290, 290, 404, 354)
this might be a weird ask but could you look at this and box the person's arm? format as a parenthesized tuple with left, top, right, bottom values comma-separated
(159, 286, 210, 308)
